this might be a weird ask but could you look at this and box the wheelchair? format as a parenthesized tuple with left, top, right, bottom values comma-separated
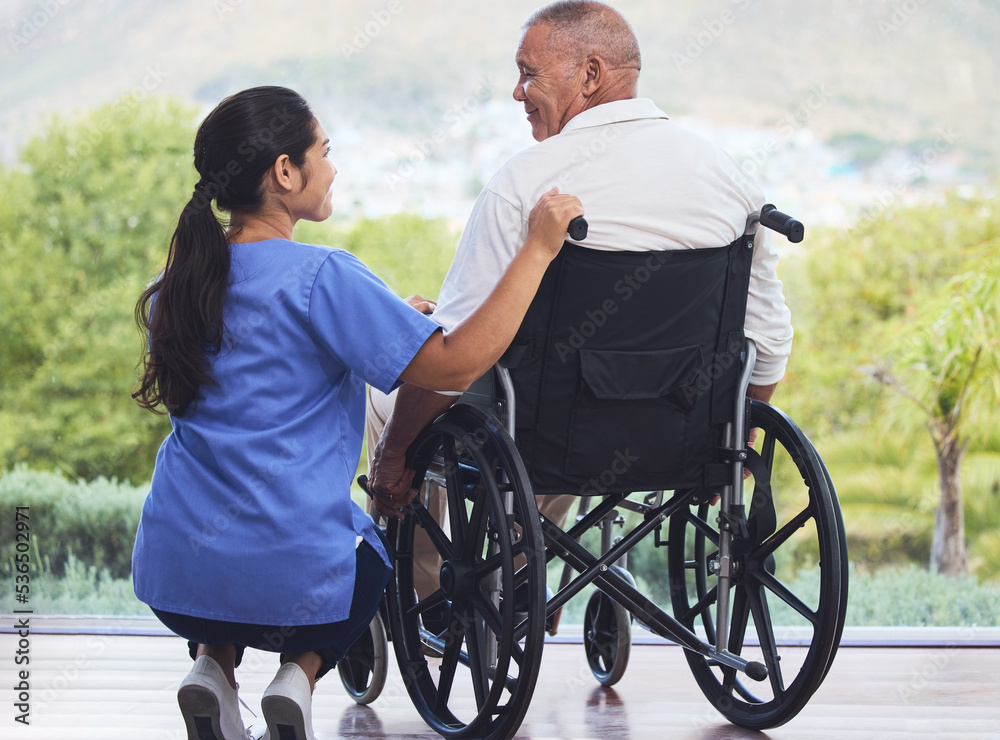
(342, 206, 848, 739)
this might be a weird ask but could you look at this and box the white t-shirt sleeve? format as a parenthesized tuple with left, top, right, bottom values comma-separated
(431, 186, 526, 333)
(744, 227, 793, 385)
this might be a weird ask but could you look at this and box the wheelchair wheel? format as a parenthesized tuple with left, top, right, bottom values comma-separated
(386, 405, 547, 740)
(819, 461, 850, 683)
(583, 588, 631, 687)
(667, 400, 846, 730)
(337, 610, 388, 705)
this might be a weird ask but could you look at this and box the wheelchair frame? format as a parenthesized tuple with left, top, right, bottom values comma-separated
(342, 208, 848, 739)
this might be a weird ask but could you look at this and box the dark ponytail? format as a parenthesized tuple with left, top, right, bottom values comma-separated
(134, 86, 317, 415)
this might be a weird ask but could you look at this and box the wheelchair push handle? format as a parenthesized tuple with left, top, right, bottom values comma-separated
(357, 474, 371, 497)
(760, 204, 804, 243)
(567, 215, 588, 241)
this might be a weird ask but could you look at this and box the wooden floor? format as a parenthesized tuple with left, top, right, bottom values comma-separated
(5, 628, 1000, 739)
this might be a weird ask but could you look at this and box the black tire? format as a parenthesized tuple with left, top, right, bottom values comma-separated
(337, 610, 388, 705)
(667, 400, 846, 730)
(819, 461, 850, 683)
(386, 405, 546, 740)
(583, 588, 631, 687)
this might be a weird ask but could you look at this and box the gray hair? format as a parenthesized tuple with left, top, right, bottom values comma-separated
(524, 0, 641, 70)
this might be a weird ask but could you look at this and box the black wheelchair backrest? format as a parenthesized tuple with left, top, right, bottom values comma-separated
(500, 234, 755, 496)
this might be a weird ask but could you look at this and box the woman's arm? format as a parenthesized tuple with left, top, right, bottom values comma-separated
(398, 189, 582, 392)
(368, 189, 583, 518)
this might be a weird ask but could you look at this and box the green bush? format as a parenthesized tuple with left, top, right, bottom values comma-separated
(844, 565, 1000, 626)
(0, 553, 148, 616)
(0, 466, 146, 580)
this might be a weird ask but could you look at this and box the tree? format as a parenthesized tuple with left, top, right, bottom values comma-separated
(777, 191, 1000, 579)
(0, 97, 459, 483)
(874, 264, 1000, 576)
(0, 97, 197, 482)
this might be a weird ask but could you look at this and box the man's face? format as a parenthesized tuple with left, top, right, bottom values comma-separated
(513, 23, 583, 141)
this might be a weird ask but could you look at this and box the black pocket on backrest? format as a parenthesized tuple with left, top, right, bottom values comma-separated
(565, 346, 706, 479)
(579, 346, 704, 407)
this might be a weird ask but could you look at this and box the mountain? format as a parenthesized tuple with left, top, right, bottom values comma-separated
(3, 0, 998, 220)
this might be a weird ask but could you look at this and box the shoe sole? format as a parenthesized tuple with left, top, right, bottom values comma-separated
(262, 693, 310, 740)
(178, 684, 227, 740)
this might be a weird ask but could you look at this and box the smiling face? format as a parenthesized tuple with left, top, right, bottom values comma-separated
(512, 23, 586, 142)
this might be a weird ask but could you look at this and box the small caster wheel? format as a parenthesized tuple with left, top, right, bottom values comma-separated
(338, 611, 388, 705)
(583, 588, 631, 687)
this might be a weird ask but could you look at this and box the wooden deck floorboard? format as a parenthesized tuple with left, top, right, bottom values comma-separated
(4, 631, 999, 739)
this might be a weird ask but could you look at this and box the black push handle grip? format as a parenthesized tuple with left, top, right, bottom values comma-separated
(760, 204, 804, 243)
(568, 215, 588, 241)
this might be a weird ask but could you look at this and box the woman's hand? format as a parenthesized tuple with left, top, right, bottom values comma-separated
(524, 187, 584, 261)
(405, 295, 437, 315)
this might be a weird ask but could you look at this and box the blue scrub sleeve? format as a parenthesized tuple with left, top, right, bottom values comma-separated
(308, 250, 440, 394)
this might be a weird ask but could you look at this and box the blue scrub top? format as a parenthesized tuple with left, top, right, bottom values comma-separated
(132, 239, 440, 625)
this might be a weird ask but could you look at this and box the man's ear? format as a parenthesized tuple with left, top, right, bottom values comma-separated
(581, 55, 606, 97)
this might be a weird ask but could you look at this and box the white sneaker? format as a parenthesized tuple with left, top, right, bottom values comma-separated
(177, 655, 262, 740)
(261, 662, 316, 740)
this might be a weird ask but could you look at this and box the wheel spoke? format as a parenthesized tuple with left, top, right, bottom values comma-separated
(720, 585, 751, 696)
(510, 638, 525, 668)
(746, 581, 785, 697)
(727, 585, 752, 655)
(465, 540, 528, 583)
(470, 589, 505, 637)
(346, 659, 370, 688)
(461, 491, 489, 562)
(756, 569, 819, 625)
(441, 437, 468, 556)
(679, 582, 718, 625)
(759, 430, 776, 471)
(756, 505, 814, 560)
(686, 510, 721, 547)
(409, 588, 448, 615)
(434, 607, 468, 713)
(465, 612, 492, 708)
(746, 450, 777, 542)
(411, 501, 455, 561)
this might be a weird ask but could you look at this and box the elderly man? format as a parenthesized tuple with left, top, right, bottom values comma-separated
(366, 0, 792, 599)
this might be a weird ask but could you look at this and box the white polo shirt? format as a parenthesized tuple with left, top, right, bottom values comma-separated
(433, 98, 793, 385)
